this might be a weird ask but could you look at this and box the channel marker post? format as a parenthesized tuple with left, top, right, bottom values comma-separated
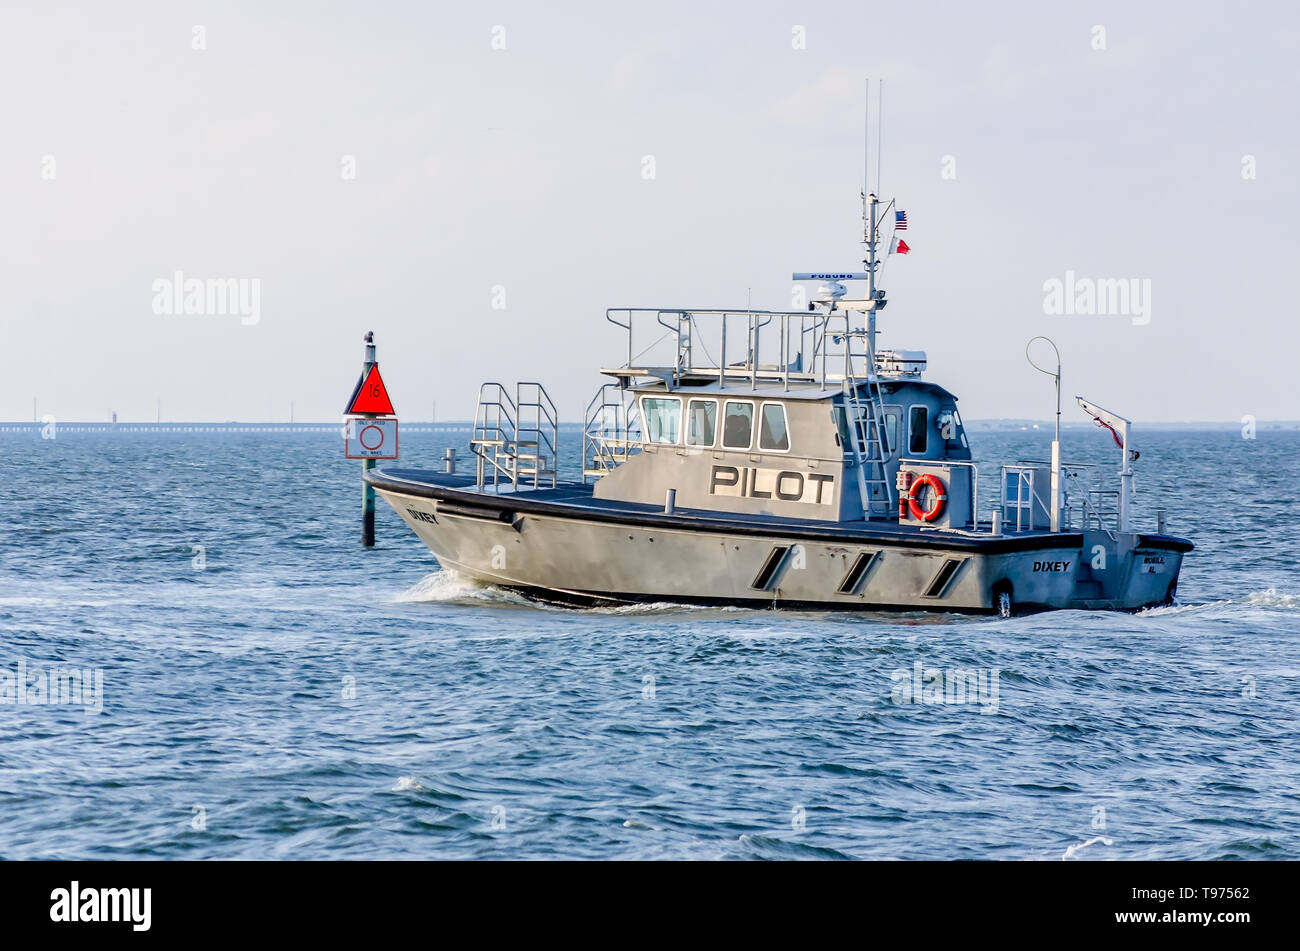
(343, 331, 398, 546)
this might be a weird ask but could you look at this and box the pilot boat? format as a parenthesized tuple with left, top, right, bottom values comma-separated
(366, 192, 1191, 614)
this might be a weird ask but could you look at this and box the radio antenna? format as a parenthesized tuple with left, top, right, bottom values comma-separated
(876, 80, 883, 194)
(864, 77, 870, 200)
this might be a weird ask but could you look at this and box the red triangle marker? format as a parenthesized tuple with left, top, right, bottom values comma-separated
(345, 364, 396, 415)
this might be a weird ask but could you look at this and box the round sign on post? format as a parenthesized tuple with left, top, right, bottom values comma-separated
(345, 416, 399, 459)
(359, 423, 384, 452)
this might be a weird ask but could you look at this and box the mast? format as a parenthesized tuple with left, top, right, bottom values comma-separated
(1027, 337, 1063, 533)
(862, 78, 883, 361)
(864, 191, 879, 360)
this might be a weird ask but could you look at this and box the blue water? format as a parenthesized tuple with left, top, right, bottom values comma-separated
(1, 427, 1297, 859)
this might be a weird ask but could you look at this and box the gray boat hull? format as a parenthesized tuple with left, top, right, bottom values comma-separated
(369, 470, 1190, 613)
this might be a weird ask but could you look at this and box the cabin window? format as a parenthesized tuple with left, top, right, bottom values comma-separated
(936, 407, 968, 452)
(722, 401, 754, 449)
(686, 399, 717, 447)
(833, 404, 851, 449)
(908, 405, 928, 455)
(882, 407, 901, 456)
(759, 402, 790, 452)
(642, 397, 682, 445)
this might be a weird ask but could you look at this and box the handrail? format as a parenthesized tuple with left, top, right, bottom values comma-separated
(1001, 463, 1053, 532)
(471, 382, 517, 490)
(582, 382, 640, 481)
(471, 381, 559, 491)
(516, 381, 558, 489)
(840, 381, 872, 516)
(1000, 461, 1117, 534)
(1083, 490, 1121, 539)
(606, 310, 633, 371)
(603, 308, 875, 387)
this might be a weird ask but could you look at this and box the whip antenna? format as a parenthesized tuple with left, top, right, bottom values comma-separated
(876, 80, 883, 195)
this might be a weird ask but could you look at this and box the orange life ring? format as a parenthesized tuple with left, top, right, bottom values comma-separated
(907, 473, 947, 522)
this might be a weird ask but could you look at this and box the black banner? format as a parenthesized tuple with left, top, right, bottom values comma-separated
(0, 860, 1278, 939)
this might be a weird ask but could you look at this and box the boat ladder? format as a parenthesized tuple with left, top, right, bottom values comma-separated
(471, 382, 559, 490)
(843, 351, 894, 519)
(582, 383, 640, 481)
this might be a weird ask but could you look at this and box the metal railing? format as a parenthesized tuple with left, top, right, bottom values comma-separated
(604, 308, 877, 390)
(471, 383, 516, 489)
(471, 382, 559, 491)
(1061, 464, 1117, 535)
(583, 383, 640, 482)
(1000, 461, 1118, 534)
(515, 382, 559, 490)
(1001, 463, 1053, 532)
(1082, 490, 1121, 535)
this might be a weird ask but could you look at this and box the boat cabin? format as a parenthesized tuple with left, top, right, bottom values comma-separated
(590, 376, 970, 525)
(577, 308, 976, 528)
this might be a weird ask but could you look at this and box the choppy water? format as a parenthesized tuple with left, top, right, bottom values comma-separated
(1, 427, 1297, 859)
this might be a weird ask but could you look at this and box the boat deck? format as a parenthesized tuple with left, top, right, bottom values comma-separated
(368, 467, 1149, 554)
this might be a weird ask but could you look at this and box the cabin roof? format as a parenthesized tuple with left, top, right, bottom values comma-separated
(620, 374, 960, 403)
(633, 380, 843, 401)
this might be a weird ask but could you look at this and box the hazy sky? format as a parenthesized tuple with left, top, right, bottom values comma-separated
(4, 1, 1296, 422)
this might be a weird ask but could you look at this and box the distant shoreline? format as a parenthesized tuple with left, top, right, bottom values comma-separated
(1, 420, 1294, 434)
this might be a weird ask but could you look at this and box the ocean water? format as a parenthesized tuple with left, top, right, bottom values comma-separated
(1, 426, 1297, 860)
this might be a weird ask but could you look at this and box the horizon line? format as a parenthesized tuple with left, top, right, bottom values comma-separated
(2, 419, 1296, 429)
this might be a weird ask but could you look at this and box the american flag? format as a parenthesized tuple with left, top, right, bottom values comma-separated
(895, 210, 908, 230)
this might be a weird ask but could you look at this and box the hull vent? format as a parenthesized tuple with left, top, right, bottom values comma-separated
(837, 551, 879, 595)
(751, 546, 792, 591)
(922, 558, 966, 598)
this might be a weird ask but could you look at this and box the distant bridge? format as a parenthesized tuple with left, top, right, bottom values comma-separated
(0, 421, 586, 435)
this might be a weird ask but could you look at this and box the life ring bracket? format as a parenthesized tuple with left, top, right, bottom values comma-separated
(907, 473, 948, 522)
